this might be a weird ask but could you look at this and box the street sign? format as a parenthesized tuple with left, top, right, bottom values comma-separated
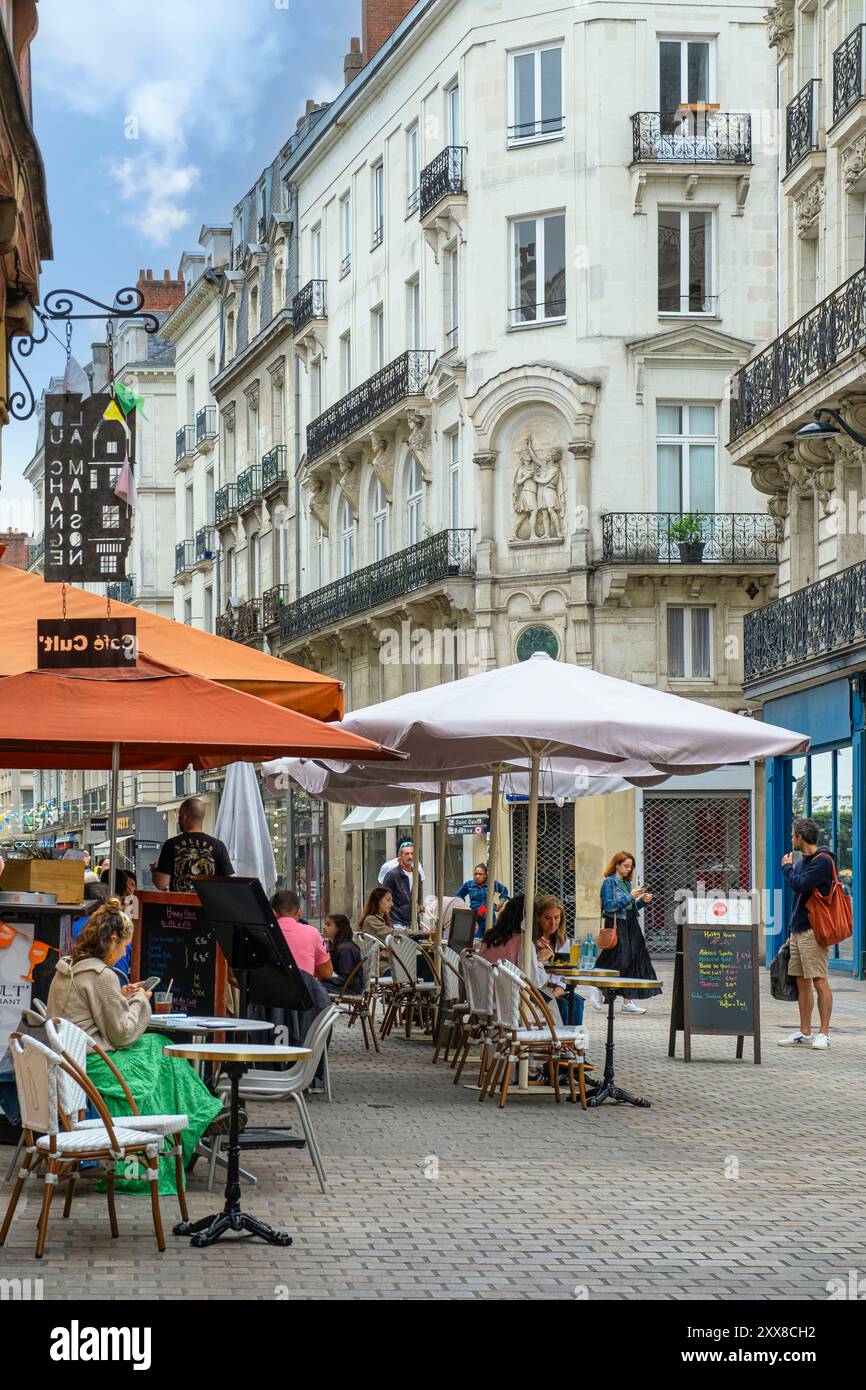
(446, 811, 490, 838)
(37, 617, 138, 669)
(89, 818, 107, 834)
(44, 392, 135, 582)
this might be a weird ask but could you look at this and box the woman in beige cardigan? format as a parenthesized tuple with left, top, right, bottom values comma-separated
(47, 898, 222, 1194)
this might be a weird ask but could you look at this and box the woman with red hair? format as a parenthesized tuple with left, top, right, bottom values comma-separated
(593, 851, 660, 1013)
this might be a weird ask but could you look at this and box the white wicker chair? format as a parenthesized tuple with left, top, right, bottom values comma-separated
(452, 950, 495, 1087)
(380, 933, 438, 1039)
(0, 1032, 165, 1258)
(483, 960, 589, 1109)
(432, 945, 469, 1065)
(334, 937, 381, 1052)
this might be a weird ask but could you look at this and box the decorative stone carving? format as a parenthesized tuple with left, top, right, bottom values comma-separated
(370, 431, 395, 501)
(221, 405, 235, 434)
(510, 423, 567, 543)
(767, 492, 789, 541)
(336, 449, 360, 515)
(406, 410, 432, 482)
(765, 1, 794, 57)
(842, 136, 866, 191)
(302, 468, 331, 534)
(794, 180, 823, 239)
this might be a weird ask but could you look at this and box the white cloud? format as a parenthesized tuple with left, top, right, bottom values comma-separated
(35, 0, 292, 243)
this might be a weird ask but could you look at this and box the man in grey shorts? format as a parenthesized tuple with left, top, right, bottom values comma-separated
(779, 817, 834, 1051)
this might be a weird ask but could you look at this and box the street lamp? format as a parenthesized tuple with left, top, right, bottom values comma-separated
(795, 407, 866, 446)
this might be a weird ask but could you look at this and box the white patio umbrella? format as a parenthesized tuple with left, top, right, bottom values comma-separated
(214, 760, 278, 897)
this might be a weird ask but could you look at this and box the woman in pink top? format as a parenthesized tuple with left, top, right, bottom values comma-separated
(270, 890, 333, 981)
(477, 895, 546, 987)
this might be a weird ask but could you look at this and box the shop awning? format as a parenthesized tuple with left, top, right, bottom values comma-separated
(340, 796, 474, 833)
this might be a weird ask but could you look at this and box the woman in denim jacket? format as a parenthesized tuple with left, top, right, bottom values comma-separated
(593, 850, 661, 1014)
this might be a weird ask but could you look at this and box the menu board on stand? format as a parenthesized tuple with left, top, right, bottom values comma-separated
(131, 892, 226, 1018)
(668, 895, 761, 1064)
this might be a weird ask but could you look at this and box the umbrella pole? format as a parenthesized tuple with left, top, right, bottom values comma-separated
(519, 751, 541, 1090)
(108, 742, 120, 894)
(434, 779, 448, 1039)
(487, 765, 502, 933)
(411, 792, 422, 928)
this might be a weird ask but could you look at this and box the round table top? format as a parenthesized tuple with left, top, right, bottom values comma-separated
(149, 1016, 274, 1033)
(590, 976, 663, 991)
(165, 1043, 311, 1063)
(547, 965, 620, 977)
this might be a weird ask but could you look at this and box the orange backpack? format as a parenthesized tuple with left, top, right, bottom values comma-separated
(806, 852, 853, 948)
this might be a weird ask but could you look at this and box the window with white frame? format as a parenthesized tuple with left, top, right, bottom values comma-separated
(276, 521, 288, 586)
(225, 545, 236, 599)
(311, 357, 323, 417)
(509, 44, 564, 144)
(667, 606, 712, 679)
(447, 82, 461, 144)
(249, 531, 261, 596)
(373, 478, 388, 560)
(656, 403, 717, 513)
(407, 456, 423, 544)
(340, 331, 352, 394)
(204, 585, 214, 632)
(407, 275, 421, 349)
(372, 160, 384, 248)
(272, 374, 284, 445)
(312, 223, 323, 279)
(184, 596, 193, 626)
(658, 209, 714, 314)
(445, 245, 459, 348)
(249, 282, 259, 338)
(314, 520, 327, 589)
(658, 38, 714, 131)
(246, 398, 259, 463)
(226, 311, 235, 360)
(340, 499, 356, 576)
(511, 212, 566, 325)
(340, 193, 352, 274)
(448, 430, 460, 526)
(407, 123, 420, 212)
(371, 304, 385, 370)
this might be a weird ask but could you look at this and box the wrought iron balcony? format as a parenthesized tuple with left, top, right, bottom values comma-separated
(196, 404, 217, 447)
(214, 483, 238, 527)
(263, 583, 290, 628)
(307, 349, 433, 463)
(233, 241, 246, 270)
(786, 79, 821, 174)
(237, 465, 261, 511)
(195, 526, 216, 564)
(601, 513, 779, 564)
(278, 528, 474, 644)
(292, 279, 326, 334)
(419, 146, 466, 219)
(744, 559, 866, 683)
(216, 613, 234, 639)
(262, 444, 288, 495)
(174, 540, 195, 576)
(176, 425, 195, 463)
(729, 265, 866, 442)
(234, 598, 261, 643)
(631, 111, 751, 164)
(833, 25, 866, 124)
(107, 578, 134, 603)
(28, 536, 44, 568)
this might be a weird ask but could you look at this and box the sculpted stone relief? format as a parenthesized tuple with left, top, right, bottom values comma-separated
(510, 420, 567, 543)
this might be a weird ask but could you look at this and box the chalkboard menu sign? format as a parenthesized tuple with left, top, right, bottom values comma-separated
(668, 919, 761, 1064)
(131, 892, 225, 1018)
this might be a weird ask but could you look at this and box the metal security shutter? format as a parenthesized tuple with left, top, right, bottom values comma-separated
(512, 801, 576, 932)
(641, 793, 751, 955)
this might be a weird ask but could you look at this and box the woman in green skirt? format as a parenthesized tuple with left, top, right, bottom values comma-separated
(47, 897, 222, 1195)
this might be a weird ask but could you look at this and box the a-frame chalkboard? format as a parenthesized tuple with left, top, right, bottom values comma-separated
(131, 892, 226, 1018)
(668, 920, 761, 1063)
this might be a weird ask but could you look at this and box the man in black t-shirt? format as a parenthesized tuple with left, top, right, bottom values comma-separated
(151, 796, 234, 893)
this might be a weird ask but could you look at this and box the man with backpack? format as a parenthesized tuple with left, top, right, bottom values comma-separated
(779, 817, 835, 1050)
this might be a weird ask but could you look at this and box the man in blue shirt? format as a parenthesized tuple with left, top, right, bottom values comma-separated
(454, 863, 509, 934)
(779, 817, 834, 1050)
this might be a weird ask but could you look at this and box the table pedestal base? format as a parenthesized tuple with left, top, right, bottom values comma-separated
(173, 1211, 292, 1249)
(584, 992, 652, 1109)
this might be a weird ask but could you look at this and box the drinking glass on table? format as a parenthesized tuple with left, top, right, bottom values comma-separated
(154, 991, 174, 1015)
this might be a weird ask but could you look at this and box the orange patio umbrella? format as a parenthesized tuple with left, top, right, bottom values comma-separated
(0, 564, 342, 720)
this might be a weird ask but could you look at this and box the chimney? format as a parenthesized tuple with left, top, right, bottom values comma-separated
(344, 36, 363, 86)
(135, 267, 184, 314)
(362, 0, 415, 64)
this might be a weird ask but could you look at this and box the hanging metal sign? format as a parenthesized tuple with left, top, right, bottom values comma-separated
(36, 617, 138, 670)
(43, 392, 135, 582)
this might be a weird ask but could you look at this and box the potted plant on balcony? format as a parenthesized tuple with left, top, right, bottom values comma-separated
(669, 511, 707, 563)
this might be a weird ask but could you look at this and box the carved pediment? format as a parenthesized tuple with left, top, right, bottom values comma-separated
(627, 324, 755, 363)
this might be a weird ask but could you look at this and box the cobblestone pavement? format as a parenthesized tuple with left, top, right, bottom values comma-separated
(1, 962, 865, 1301)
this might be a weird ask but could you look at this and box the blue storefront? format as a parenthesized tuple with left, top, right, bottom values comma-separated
(762, 675, 865, 977)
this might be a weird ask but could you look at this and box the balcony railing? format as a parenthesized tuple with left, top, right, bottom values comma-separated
(833, 25, 866, 124)
(263, 584, 291, 628)
(234, 598, 261, 643)
(744, 559, 866, 683)
(631, 111, 751, 164)
(176, 425, 195, 463)
(419, 146, 466, 219)
(292, 279, 326, 334)
(28, 536, 44, 567)
(786, 79, 820, 174)
(233, 241, 246, 269)
(216, 613, 234, 639)
(237, 465, 261, 511)
(601, 513, 779, 565)
(307, 349, 433, 463)
(729, 265, 866, 442)
(196, 404, 217, 446)
(214, 483, 238, 526)
(175, 540, 195, 576)
(278, 528, 473, 644)
(195, 526, 216, 564)
(262, 444, 288, 494)
(107, 578, 134, 603)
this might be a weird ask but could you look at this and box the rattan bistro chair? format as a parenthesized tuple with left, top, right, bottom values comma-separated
(482, 961, 589, 1110)
(380, 933, 439, 1039)
(335, 937, 381, 1052)
(452, 950, 495, 1088)
(0, 1033, 165, 1258)
(432, 945, 470, 1065)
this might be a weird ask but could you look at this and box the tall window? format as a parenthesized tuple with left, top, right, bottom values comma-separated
(448, 83, 461, 144)
(445, 245, 459, 348)
(407, 123, 420, 212)
(340, 499, 356, 576)
(371, 305, 385, 370)
(315, 521, 326, 588)
(225, 546, 236, 599)
(656, 404, 716, 513)
(658, 209, 713, 314)
(407, 276, 421, 349)
(226, 311, 235, 360)
(185, 484, 194, 539)
(246, 399, 258, 463)
(249, 531, 261, 596)
(667, 606, 712, 679)
(340, 332, 352, 393)
(206, 468, 214, 528)
(204, 585, 214, 633)
(407, 457, 423, 544)
(658, 38, 713, 131)
(509, 45, 564, 144)
(373, 479, 388, 560)
(311, 357, 323, 417)
(312, 223, 323, 279)
(276, 520, 289, 585)
(511, 213, 566, 325)
(272, 375, 284, 445)
(372, 161, 384, 248)
(448, 430, 460, 526)
(186, 375, 195, 424)
(340, 192, 352, 274)
(249, 283, 259, 338)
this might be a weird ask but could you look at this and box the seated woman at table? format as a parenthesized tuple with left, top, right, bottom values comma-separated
(477, 896, 551, 994)
(594, 850, 661, 1015)
(323, 913, 362, 993)
(47, 897, 223, 1195)
(532, 895, 579, 1026)
(357, 885, 396, 946)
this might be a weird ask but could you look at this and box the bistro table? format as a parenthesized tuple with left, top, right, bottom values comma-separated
(546, 964, 620, 1026)
(166, 1042, 310, 1248)
(569, 976, 663, 1108)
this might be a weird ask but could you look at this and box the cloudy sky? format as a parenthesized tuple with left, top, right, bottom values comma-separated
(2, 0, 358, 516)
